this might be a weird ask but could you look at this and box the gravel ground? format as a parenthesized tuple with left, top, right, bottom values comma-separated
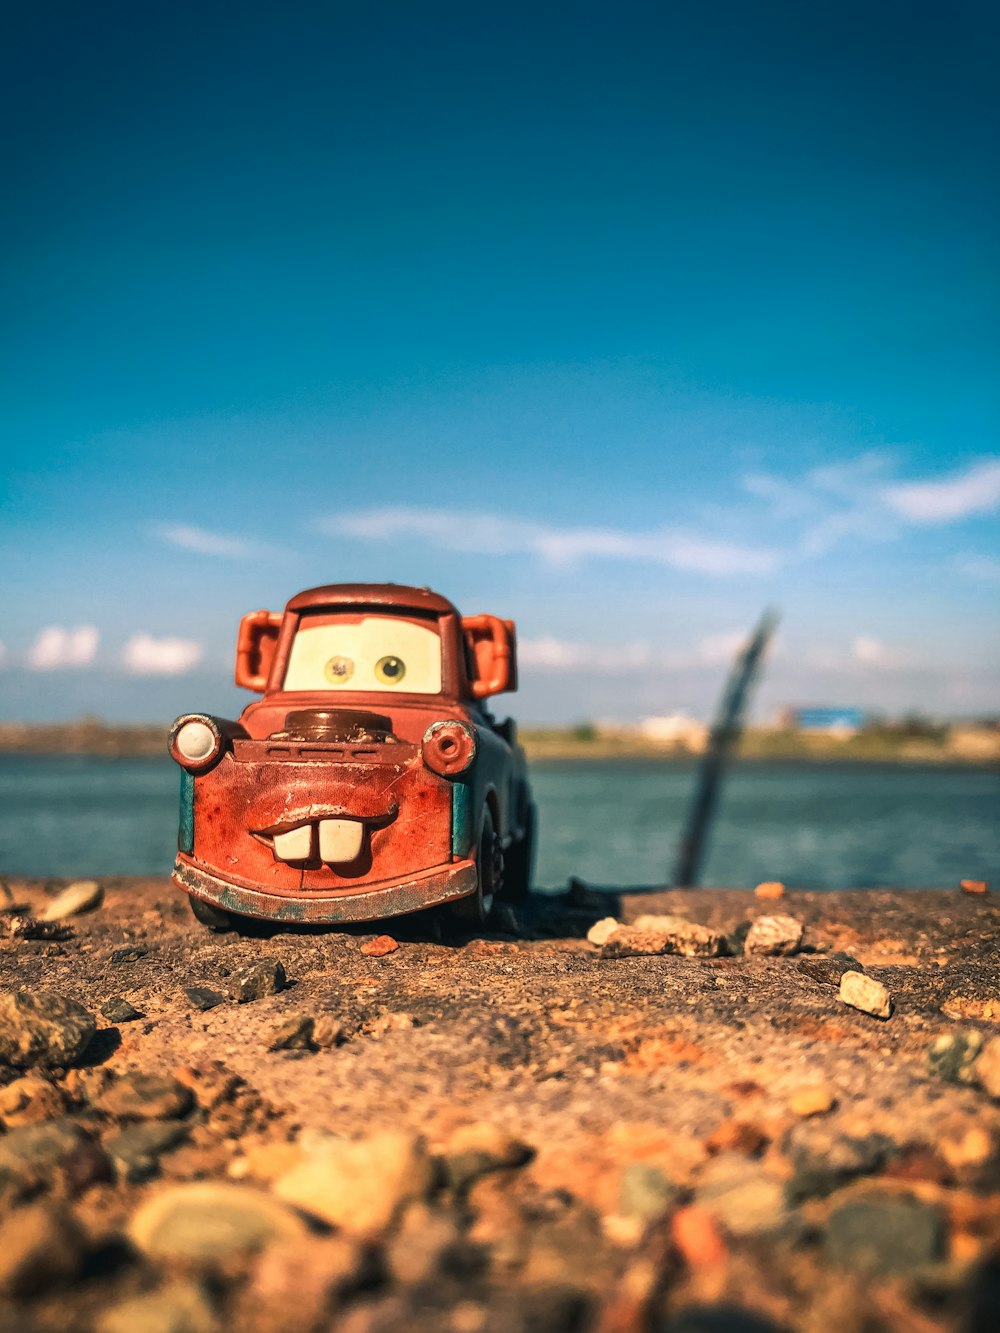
(1, 876, 998, 1332)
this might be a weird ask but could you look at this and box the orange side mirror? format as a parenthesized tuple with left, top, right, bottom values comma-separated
(235, 610, 283, 692)
(462, 615, 517, 698)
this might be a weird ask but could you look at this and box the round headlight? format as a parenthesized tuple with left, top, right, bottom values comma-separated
(169, 715, 223, 770)
(422, 720, 477, 776)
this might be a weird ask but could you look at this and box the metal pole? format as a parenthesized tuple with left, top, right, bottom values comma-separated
(672, 609, 779, 887)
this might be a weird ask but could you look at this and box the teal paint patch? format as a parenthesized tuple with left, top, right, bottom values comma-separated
(178, 771, 195, 853)
(451, 781, 473, 856)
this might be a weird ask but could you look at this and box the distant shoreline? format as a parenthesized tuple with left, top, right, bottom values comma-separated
(0, 720, 997, 767)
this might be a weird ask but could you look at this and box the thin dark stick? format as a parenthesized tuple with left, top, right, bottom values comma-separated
(673, 609, 779, 887)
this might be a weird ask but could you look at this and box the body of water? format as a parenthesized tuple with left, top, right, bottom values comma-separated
(0, 754, 996, 889)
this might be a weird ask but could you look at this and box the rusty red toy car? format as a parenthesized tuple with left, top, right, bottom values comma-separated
(169, 583, 536, 930)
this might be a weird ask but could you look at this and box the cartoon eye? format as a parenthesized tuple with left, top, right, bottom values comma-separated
(324, 655, 354, 684)
(374, 655, 406, 685)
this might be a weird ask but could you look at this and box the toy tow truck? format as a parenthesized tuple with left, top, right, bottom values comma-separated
(168, 584, 536, 930)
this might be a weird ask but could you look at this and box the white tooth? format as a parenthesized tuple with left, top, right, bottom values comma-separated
(319, 819, 364, 864)
(273, 825, 313, 861)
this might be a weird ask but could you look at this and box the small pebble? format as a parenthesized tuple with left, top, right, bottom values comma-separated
(618, 1162, 678, 1221)
(754, 881, 785, 899)
(384, 1201, 469, 1286)
(129, 1181, 310, 1259)
(960, 879, 988, 895)
(631, 914, 726, 957)
(0, 989, 97, 1068)
(274, 1130, 435, 1233)
(0, 1119, 110, 1196)
(600, 926, 672, 959)
(361, 935, 399, 957)
(586, 917, 620, 946)
(98, 1071, 193, 1121)
(0, 1075, 67, 1127)
(601, 918, 724, 959)
(744, 914, 803, 956)
(232, 958, 286, 1003)
(976, 1037, 1000, 1099)
(172, 1062, 242, 1109)
(825, 1193, 945, 1274)
(185, 986, 225, 1011)
(440, 1123, 533, 1190)
(0, 1202, 86, 1296)
(307, 1014, 343, 1050)
(241, 1235, 372, 1328)
(785, 1128, 895, 1203)
(227, 1140, 304, 1183)
(671, 1205, 727, 1268)
(725, 921, 752, 955)
(105, 1120, 190, 1183)
(99, 1281, 216, 1333)
(110, 946, 147, 965)
(938, 1125, 994, 1170)
(41, 881, 104, 922)
(840, 970, 892, 1019)
(926, 1030, 985, 1084)
(695, 1154, 787, 1236)
(705, 1119, 768, 1157)
(789, 1084, 836, 1118)
(101, 997, 144, 1024)
(269, 1015, 315, 1051)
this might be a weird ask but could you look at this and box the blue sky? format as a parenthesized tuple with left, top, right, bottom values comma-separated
(2, 0, 997, 723)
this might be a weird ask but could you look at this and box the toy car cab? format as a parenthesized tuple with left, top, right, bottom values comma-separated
(169, 583, 536, 929)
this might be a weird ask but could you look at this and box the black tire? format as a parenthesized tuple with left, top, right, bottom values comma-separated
(188, 896, 238, 932)
(503, 800, 536, 904)
(448, 806, 503, 927)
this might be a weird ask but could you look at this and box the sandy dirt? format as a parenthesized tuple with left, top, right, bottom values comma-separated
(1, 876, 998, 1332)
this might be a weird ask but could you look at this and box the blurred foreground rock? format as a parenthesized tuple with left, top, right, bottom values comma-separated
(0, 989, 96, 1068)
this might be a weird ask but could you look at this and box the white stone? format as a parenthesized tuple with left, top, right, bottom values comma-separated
(129, 1182, 309, 1260)
(274, 1130, 434, 1234)
(744, 914, 804, 956)
(632, 914, 726, 957)
(840, 970, 893, 1019)
(587, 917, 620, 947)
(41, 881, 103, 922)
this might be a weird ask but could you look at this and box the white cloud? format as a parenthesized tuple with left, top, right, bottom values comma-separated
(742, 453, 1000, 566)
(851, 635, 897, 669)
(153, 524, 269, 559)
(697, 630, 749, 665)
(743, 454, 900, 559)
(742, 472, 816, 517)
(519, 637, 655, 672)
(883, 459, 1000, 524)
(122, 633, 203, 676)
(807, 451, 894, 498)
(321, 508, 781, 577)
(517, 630, 751, 675)
(28, 626, 100, 670)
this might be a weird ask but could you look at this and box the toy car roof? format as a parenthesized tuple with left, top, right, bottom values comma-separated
(284, 583, 459, 617)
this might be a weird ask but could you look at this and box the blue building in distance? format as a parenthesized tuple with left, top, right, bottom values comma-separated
(784, 707, 867, 735)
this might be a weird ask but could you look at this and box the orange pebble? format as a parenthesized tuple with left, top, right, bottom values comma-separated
(960, 880, 988, 895)
(671, 1205, 727, 1268)
(360, 934, 399, 956)
(754, 881, 785, 899)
